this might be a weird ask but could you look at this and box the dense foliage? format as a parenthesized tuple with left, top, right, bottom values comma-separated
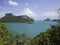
(31, 25, 60, 45)
(0, 23, 14, 45)
(0, 21, 60, 45)
(14, 33, 32, 45)
(0, 13, 34, 23)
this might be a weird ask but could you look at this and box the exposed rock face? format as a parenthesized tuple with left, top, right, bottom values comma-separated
(0, 13, 34, 23)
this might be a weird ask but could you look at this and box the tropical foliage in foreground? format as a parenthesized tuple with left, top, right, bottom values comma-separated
(0, 23, 14, 45)
(31, 25, 60, 45)
(0, 22, 60, 45)
(15, 33, 32, 45)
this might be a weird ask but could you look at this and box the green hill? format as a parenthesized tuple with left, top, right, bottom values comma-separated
(0, 13, 34, 23)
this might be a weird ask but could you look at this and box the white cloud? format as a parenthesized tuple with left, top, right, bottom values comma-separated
(8, 0, 19, 6)
(42, 11, 58, 19)
(43, 11, 57, 16)
(20, 8, 38, 20)
(0, 10, 12, 18)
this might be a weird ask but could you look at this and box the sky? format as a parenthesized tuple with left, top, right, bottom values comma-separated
(0, 0, 60, 20)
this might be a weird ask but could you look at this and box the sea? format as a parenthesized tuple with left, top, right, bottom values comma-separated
(6, 21, 57, 38)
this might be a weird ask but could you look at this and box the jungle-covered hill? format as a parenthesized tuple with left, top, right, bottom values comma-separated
(0, 13, 34, 23)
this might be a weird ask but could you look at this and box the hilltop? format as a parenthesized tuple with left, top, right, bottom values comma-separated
(43, 18, 51, 21)
(0, 13, 34, 23)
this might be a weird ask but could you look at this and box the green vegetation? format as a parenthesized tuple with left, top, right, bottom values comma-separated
(0, 23, 32, 45)
(0, 22, 60, 45)
(0, 13, 34, 23)
(0, 23, 14, 45)
(31, 25, 60, 45)
(14, 33, 32, 45)
(14, 25, 60, 45)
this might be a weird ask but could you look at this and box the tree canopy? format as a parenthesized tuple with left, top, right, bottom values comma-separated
(0, 23, 14, 45)
(31, 25, 60, 45)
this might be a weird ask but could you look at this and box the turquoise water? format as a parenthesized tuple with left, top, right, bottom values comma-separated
(6, 21, 56, 38)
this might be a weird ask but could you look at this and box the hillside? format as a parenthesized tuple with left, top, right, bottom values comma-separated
(43, 18, 51, 21)
(0, 13, 34, 23)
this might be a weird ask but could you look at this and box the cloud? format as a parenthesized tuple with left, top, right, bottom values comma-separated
(0, 10, 12, 18)
(8, 0, 19, 6)
(42, 11, 58, 19)
(43, 11, 58, 16)
(20, 8, 38, 20)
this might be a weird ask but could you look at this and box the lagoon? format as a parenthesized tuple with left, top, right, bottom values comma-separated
(6, 21, 56, 38)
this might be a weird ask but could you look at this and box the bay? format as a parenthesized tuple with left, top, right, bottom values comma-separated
(6, 21, 56, 38)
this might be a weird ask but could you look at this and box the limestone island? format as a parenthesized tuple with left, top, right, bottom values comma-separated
(0, 13, 34, 23)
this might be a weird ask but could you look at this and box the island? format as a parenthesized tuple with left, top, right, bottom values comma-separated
(0, 13, 34, 23)
(43, 18, 51, 21)
(52, 19, 60, 21)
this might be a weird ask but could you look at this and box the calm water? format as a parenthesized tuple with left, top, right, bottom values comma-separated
(6, 21, 56, 38)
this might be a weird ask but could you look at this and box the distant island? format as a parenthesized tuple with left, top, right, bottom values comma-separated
(52, 19, 60, 21)
(0, 13, 34, 23)
(43, 18, 51, 21)
(43, 18, 60, 22)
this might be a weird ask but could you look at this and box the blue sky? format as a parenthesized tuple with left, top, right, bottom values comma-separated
(0, 0, 60, 20)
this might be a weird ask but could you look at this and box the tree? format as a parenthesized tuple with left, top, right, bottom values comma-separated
(0, 23, 14, 45)
(31, 25, 60, 45)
